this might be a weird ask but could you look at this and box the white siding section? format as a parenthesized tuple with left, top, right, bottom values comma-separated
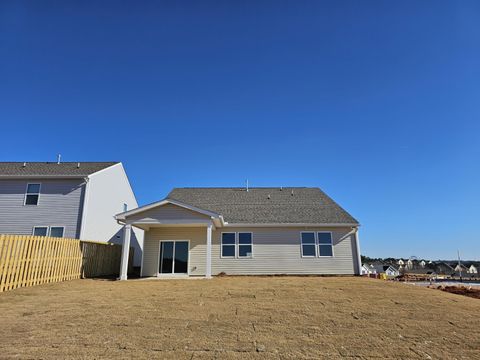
(81, 163, 144, 266)
(140, 226, 358, 276)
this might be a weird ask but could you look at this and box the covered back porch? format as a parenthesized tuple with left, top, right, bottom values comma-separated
(116, 200, 222, 280)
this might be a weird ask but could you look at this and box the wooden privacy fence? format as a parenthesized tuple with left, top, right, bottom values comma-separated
(0, 235, 134, 293)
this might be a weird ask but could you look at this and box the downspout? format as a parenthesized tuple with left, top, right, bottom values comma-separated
(353, 227, 362, 276)
(78, 176, 90, 240)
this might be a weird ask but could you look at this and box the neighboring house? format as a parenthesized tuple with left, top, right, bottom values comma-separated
(397, 259, 405, 266)
(115, 187, 361, 279)
(361, 264, 377, 276)
(0, 161, 143, 266)
(371, 264, 399, 277)
(419, 260, 426, 268)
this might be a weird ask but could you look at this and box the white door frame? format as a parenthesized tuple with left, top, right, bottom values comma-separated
(157, 240, 190, 276)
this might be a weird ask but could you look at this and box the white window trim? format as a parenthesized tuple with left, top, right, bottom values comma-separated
(238, 232, 253, 259)
(32, 226, 49, 236)
(49, 226, 65, 238)
(317, 231, 334, 257)
(300, 231, 334, 258)
(24, 183, 41, 206)
(221, 232, 254, 259)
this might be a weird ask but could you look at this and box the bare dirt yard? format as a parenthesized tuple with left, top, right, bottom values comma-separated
(0, 277, 479, 359)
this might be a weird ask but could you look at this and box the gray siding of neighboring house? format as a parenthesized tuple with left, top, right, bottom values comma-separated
(141, 224, 358, 277)
(0, 179, 85, 238)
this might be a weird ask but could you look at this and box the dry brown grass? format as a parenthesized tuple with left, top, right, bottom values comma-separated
(0, 277, 479, 359)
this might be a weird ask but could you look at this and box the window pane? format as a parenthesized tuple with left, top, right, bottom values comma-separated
(25, 194, 39, 205)
(33, 227, 48, 236)
(318, 232, 332, 244)
(319, 244, 333, 256)
(222, 233, 235, 245)
(301, 232, 315, 244)
(27, 184, 40, 193)
(50, 227, 64, 238)
(238, 233, 252, 244)
(239, 245, 252, 257)
(222, 245, 235, 257)
(302, 244, 316, 256)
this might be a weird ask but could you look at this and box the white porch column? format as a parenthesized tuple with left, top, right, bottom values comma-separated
(119, 224, 131, 281)
(206, 224, 212, 278)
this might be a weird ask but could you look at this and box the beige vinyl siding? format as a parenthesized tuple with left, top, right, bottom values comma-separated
(141, 227, 207, 277)
(211, 227, 356, 275)
(141, 225, 357, 277)
(128, 203, 211, 224)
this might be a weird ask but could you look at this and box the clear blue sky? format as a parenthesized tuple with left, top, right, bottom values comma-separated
(1, 1, 479, 260)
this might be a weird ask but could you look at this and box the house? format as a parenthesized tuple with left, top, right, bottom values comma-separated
(467, 264, 478, 274)
(361, 264, 377, 276)
(454, 264, 468, 274)
(397, 259, 405, 266)
(419, 260, 426, 268)
(0, 161, 143, 266)
(115, 187, 361, 280)
(371, 264, 399, 277)
(433, 262, 454, 276)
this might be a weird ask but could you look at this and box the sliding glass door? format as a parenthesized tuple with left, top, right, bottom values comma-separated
(159, 241, 189, 275)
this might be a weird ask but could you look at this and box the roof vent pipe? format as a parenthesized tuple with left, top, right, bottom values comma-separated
(267, 194, 271, 199)
(291, 190, 294, 196)
(77, 162, 80, 168)
(246, 179, 249, 192)
(22, 162, 26, 167)
(57, 154, 61, 164)
(280, 186, 283, 191)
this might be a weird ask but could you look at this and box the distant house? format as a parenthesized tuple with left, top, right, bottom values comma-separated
(467, 264, 478, 274)
(419, 260, 426, 268)
(397, 259, 405, 266)
(115, 187, 361, 280)
(406, 259, 414, 269)
(433, 262, 454, 276)
(361, 264, 377, 276)
(0, 161, 143, 266)
(454, 264, 468, 273)
(371, 264, 399, 277)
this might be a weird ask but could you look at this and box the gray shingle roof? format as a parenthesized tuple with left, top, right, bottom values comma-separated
(167, 187, 358, 225)
(0, 162, 118, 177)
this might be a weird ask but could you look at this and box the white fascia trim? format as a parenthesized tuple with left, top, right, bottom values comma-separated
(115, 198, 221, 221)
(223, 223, 360, 228)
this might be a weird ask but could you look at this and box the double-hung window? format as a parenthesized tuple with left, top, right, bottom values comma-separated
(221, 233, 236, 258)
(238, 233, 252, 258)
(25, 183, 41, 205)
(301, 232, 316, 257)
(318, 232, 333, 256)
(301, 232, 333, 257)
(221, 232, 253, 258)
